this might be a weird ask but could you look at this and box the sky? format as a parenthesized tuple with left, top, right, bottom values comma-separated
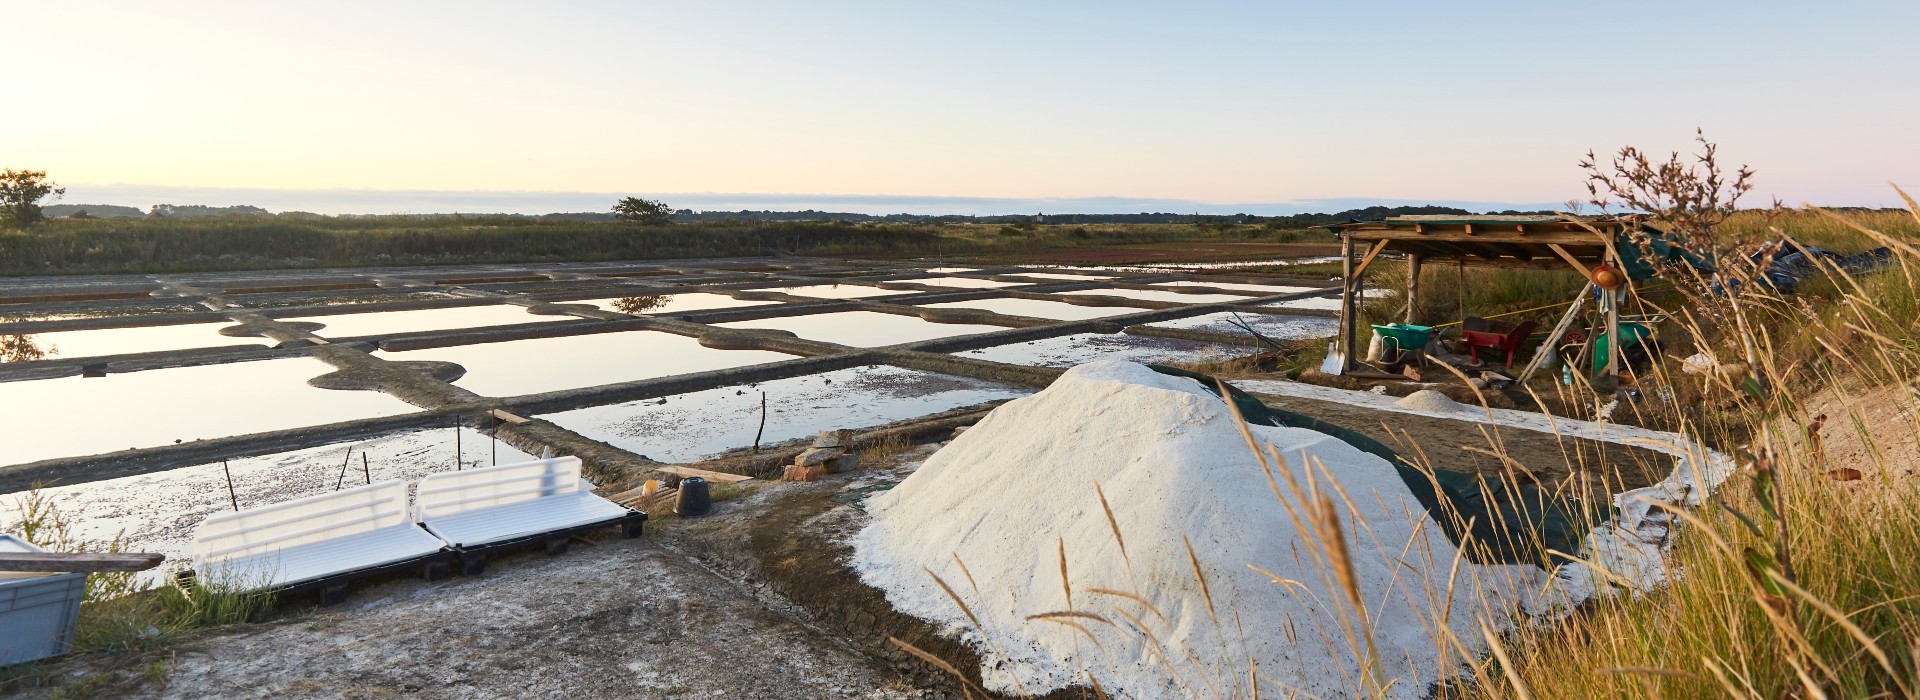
(9, 1, 1919, 214)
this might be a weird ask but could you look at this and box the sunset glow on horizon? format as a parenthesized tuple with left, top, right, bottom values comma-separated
(10, 1, 1919, 210)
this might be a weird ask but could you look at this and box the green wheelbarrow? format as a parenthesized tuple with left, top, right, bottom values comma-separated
(1371, 323, 1435, 365)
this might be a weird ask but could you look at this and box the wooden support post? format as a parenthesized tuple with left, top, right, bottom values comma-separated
(1404, 254, 1423, 324)
(488, 409, 532, 425)
(0, 552, 164, 573)
(1603, 284, 1621, 382)
(1338, 233, 1358, 373)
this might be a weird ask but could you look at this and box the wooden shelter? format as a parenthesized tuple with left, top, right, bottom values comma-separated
(1320, 214, 1637, 378)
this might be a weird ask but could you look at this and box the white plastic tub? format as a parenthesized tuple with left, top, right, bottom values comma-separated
(0, 535, 86, 666)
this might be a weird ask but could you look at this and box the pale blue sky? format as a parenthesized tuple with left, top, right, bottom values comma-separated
(11, 1, 1919, 212)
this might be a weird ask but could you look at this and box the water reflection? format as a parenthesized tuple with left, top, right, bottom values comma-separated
(745, 284, 903, 299)
(718, 311, 1006, 347)
(1, 335, 51, 363)
(577, 292, 777, 315)
(922, 298, 1144, 321)
(285, 304, 563, 338)
(1057, 288, 1253, 304)
(385, 330, 796, 397)
(1153, 280, 1317, 294)
(0, 357, 418, 467)
(907, 277, 1028, 289)
(0, 322, 264, 362)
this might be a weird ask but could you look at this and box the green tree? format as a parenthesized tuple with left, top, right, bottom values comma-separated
(612, 197, 675, 225)
(0, 169, 65, 228)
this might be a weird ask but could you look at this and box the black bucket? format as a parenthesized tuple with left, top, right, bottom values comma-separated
(675, 477, 712, 517)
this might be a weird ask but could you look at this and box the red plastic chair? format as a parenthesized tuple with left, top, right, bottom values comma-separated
(1462, 320, 1538, 369)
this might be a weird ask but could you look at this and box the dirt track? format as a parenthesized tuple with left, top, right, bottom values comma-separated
(20, 537, 931, 699)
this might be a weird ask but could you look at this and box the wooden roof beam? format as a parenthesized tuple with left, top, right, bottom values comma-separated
(1351, 239, 1391, 277)
(1546, 243, 1595, 280)
(1456, 241, 1507, 262)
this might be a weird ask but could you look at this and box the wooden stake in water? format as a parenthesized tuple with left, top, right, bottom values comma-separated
(222, 459, 239, 511)
(334, 446, 355, 491)
(455, 415, 463, 471)
(752, 391, 768, 453)
(362, 452, 371, 485)
(490, 415, 498, 466)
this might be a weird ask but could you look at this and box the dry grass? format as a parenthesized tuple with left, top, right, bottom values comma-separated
(1464, 198, 1920, 699)
(894, 197, 1920, 698)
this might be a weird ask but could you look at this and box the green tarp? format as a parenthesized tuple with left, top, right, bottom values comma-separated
(1150, 365, 1597, 569)
(1615, 226, 1716, 281)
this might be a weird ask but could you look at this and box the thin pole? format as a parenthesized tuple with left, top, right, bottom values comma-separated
(490, 415, 498, 466)
(1603, 285, 1621, 381)
(334, 446, 354, 491)
(362, 452, 371, 485)
(454, 415, 462, 470)
(222, 459, 239, 511)
(752, 391, 768, 453)
(1455, 259, 1467, 325)
(1337, 233, 1356, 373)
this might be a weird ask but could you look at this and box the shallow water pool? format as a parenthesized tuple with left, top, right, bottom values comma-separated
(906, 277, 1029, 289)
(746, 284, 904, 300)
(1007, 272, 1115, 281)
(1153, 280, 1317, 295)
(573, 292, 779, 315)
(0, 357, 419, 467)
(385, 330, 796, 396)
(921, 298, 1145, 321)
(1, 322, 265, 362)
(717, 311, 1007, 347)
(1056, 288, 1253, 304)
(286, 304, 563, 338)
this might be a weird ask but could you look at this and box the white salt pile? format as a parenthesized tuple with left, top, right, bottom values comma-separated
(1394, 388, 1470, 413)
(851, 360, 1556, 699)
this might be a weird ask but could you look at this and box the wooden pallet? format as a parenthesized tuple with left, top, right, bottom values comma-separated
(655, 466, 754, 484)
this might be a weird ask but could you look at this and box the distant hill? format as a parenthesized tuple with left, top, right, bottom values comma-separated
(660, 205, 1524, 226)
(149, 204, 273, 219)
(43, 204, 144, 219)
(37, 202, 1553, 226)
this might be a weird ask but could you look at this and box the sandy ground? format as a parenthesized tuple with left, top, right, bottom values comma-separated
(18, 537, 932, 699)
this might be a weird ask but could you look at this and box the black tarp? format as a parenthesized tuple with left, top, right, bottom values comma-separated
(1150, 365, 1598, 570)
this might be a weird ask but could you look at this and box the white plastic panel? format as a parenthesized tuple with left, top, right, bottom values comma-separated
(413, 457, 627, 547)
(191, 480, 445, 588)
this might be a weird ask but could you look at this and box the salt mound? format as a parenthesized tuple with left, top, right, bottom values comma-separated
(852, 360, 1548, 699)
(1394, 389, 1470, 413)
